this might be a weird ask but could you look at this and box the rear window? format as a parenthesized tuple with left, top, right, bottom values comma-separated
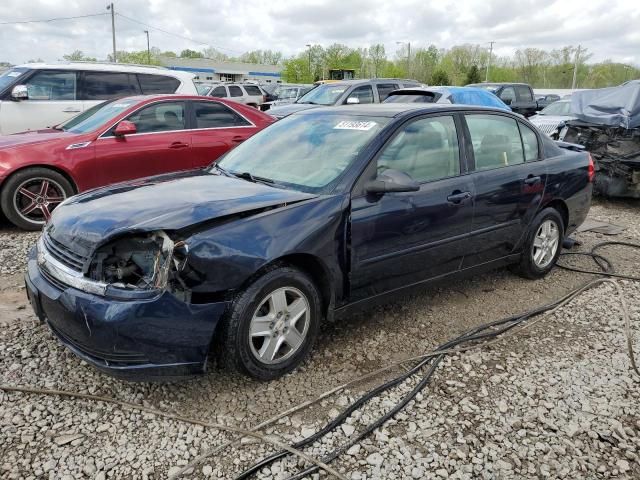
(81, 72, 140, 100)
(193, 101, 251, 128)
(137, 74, 180, 94)
(243, 85, 262, 96)
(516, 85, 533, 102)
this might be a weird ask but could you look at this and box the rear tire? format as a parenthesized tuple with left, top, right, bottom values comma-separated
(218, 265, 321, 380)
(512, 208, 564, 279)
(0, 168, 74, 231)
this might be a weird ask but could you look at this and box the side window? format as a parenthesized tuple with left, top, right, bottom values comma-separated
(228, 86, 243, 97)
(209, 86, 227, 97)
(25, 70, 76, 100)
(124, 101, 185, 134)
(376, 83, 398, 101)
(499, 87, 516, 104)
(516, 85, 533, 102)
(519, 123, 539, 161)
(193, 101, 251, 128)
(347, 85, 374, 104)
(377, 115, 460, 183)
(466, 114, 525, 171)
(81, 72, 139, 100)
(243, 85, 262, 96)
(137, 74, 180, 94)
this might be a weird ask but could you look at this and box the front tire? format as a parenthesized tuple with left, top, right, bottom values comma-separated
(219, 265, 321, 380)
(513, 208, 564, 279)
(1, 168, 74, 230)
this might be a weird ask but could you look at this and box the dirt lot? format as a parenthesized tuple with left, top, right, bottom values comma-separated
(0, 200, 639, 479)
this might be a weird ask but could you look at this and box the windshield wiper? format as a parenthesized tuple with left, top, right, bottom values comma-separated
(213, 163, 233, 177)
(235, 172, 275, 185)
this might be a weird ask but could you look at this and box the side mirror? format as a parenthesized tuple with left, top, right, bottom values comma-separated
(346, 97, 360, 104)
(114, 120, 137, 137)
(365, 169, 420, 194)
(11, 85, 28, 100)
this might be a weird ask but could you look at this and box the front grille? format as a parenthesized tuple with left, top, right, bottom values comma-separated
(49, 322, 149, 366)
(39, 266, 68, 291)
(533, 121, 561, 136)
(43, 233, 88, 272)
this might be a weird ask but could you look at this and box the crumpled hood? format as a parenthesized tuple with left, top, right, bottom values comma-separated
(46, 171, 317, 257)
(0, 129, 74, 149)
(268, 103, 319, 118)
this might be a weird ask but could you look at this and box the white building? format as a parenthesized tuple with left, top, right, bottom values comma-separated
(158, 57, 282, 84)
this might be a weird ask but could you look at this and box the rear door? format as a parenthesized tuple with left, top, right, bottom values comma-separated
(228, 85, 247, 104)
(0, 69, 81, 133)
(93, 100, 191, 185)
(461, 113, 546, 267)
(350, 114, 475, 300)
(189, 100, 258, 167)
(208, 85, 228, 98)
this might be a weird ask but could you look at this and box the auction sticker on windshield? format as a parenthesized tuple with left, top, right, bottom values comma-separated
(334, 120, 377, 131)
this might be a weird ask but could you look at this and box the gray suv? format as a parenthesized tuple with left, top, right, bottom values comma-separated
(268, 78, 423, 119)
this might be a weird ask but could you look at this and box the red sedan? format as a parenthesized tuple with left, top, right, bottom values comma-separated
(0, 95, 274, 230)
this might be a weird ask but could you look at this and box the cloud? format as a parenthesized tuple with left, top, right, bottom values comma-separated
(0, 0, 638, 65)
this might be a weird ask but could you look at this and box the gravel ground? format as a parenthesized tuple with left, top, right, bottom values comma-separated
(0, 199, 639, 479)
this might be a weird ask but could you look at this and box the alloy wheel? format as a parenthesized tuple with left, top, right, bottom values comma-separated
(532, 219, 560, 269)
(249, 286, 310, 365)
(13, 177, 67, 225)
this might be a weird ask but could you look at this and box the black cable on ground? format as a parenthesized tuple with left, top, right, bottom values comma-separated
(237, 240, 640, 480)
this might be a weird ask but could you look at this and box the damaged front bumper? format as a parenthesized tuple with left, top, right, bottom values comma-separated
(25, 247, 229, 380)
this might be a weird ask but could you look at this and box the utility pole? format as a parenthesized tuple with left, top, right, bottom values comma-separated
(571, 45, 582, 90)
(144, 30, 150, 64)
(396, 41, 411, 77)
(107, 3, 116, 62)
(485, 41, 495, 82)
(306, 44, 312, 81)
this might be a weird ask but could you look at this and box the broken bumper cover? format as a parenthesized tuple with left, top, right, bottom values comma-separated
(25, 248, 229, 380)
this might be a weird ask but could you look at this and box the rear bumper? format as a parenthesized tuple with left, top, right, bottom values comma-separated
(25, 248, 229, 381)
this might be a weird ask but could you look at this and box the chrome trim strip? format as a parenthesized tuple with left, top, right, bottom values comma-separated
(37, 237, 107, 296)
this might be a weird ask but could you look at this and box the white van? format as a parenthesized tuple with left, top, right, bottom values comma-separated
(0, 63, 197, 135)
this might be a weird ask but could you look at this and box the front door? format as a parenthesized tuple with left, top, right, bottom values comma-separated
(0, 69, 82, 134)
(462, 113, 546, 267)
(350, 114, 475, 301)
(93, 100, 192, 187)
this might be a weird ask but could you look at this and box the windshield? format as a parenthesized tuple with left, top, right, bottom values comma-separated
(60, 99, 138, 133)
(384, 92, 440, 103)
(0, 67, 28, 91)
(217, 113, 389, 193)
(540, 101, 571, 116)
(296, 83, 347, 105)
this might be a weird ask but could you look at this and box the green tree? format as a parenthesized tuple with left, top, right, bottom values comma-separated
(431, 70, 451, 86)
(180, 49, 203, 59)
(369, 44, 386, 78)
(464, 65, 482, 84)
(62, 50, 97, 62)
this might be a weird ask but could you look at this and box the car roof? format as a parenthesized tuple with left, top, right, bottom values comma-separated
(297, 103, 514, 118)
(315, 78, 421, 87)
(14, 62, 195, 80)
(467, 82, 530, 87)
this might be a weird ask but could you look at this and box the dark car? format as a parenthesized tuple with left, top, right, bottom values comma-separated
(466, 83, 538, 117)
(268, 79, 423, 119)
(535, 94, 562, 110)
(384, 86, 511, 111)
(26, 104, 593, 381)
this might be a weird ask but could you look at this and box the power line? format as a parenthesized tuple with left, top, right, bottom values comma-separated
(0, 12, 107, 26)
(115, 13, 242, 54)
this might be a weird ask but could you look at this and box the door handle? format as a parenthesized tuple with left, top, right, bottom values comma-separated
(524, 175, 541, 185)
(447, 191, 472, 204)
(231, 135, 246, 143)
(62, 108, 81, 113)
(169, 141, 189, 149)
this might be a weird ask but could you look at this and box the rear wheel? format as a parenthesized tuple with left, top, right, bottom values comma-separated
(512, 208, 564, 279)
(219, 265, 321, 380)
(0, 168, 74, 230)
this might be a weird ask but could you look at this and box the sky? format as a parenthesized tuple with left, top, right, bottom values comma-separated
(1, 0, 639, 66)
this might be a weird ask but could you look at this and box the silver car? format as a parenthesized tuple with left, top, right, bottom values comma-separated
(529, 100, 575, 137)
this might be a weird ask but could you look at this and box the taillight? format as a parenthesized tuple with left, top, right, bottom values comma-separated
(587, 153, 595, 183)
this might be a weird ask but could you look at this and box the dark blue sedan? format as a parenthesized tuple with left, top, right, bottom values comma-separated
(25, 104, 593, 380)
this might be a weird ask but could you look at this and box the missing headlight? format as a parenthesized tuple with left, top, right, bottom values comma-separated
(89, 231, 176, 291)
